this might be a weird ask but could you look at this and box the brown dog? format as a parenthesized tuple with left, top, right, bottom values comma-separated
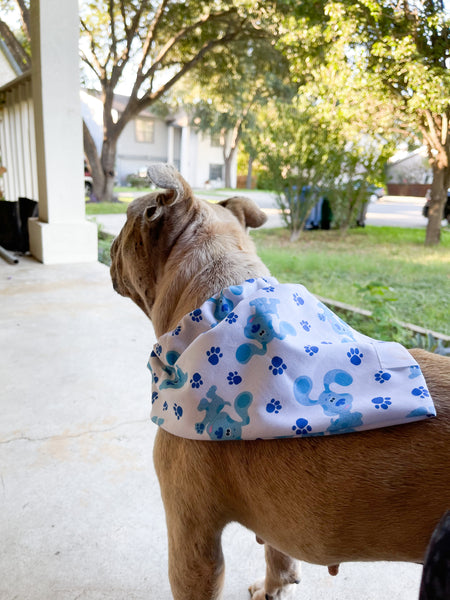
(110, 163, 450, 600)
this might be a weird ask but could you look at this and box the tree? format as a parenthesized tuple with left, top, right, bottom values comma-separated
(78, 0, 284, 201)
(180, 38, 293, 188)
(0, 0, 30, 71)
(290, 0, 450, 245)
(254, 31, 397, 239)
(255, 96, 340, 240)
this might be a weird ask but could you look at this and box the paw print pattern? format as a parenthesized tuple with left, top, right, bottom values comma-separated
(171, 325, 181, 336)
(154, 344, 162, 357)
(266, 398, 282, 414)
(152, 391, 158, 404)
(412, 386, 429, 399)
(300, 320, 311, 331)
(190, 372, 203, 389)
(347, 347, 363, 365)
(225, 311, 238, 324)
(227, 371, 242, 385)
(372, 396, 392, 410)
(195, 422, 205, 434)
(293, 293, 304, 306)
(263, 285, 275, 292)
(375, 370, 391, 384)
(173, 404, 183, 420)
(207, 347, 223, 365)
(269, 356, 287, 376)
(190, 309, 203, 322)
(304, 345, 319, 357)
(292, 418, 312, 435)
(409, 365, 421, 379)
(153, 373, 159, 384)
(162, 401, 168, 411)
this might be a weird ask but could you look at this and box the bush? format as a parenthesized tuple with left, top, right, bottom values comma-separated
(126, 173, 150, 189)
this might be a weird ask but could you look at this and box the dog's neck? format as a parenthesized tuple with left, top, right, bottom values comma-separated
(150, 228, 270, 337)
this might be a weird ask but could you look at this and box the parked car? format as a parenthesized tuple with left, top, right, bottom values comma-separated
(84, 162, 93, 197)
(84, 174, 93, 196)
(422, 190, 450, 220)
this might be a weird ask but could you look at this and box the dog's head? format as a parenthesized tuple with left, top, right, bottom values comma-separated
(110, 163, 269, 333)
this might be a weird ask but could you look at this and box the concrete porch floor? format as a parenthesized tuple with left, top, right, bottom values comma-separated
(0, 256, 423, 599)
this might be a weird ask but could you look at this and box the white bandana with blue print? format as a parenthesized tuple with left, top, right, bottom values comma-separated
(148, 277, 435, 441)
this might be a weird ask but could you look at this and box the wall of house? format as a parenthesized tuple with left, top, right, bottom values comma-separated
(80, 91, 103, 154)
(189, 132, 237, 189)
(387, 151, 432, 185)
(116, 117, 169, 185)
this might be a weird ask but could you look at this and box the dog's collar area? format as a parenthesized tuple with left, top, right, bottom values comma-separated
(148, 277, 435, 441)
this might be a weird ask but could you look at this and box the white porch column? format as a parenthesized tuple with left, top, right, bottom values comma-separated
(28, 0, 97, 264)
(179, 121, 191, 182)
(167, 124, 174, 165)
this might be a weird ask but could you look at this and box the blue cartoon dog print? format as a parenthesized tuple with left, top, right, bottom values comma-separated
(294, 368, 363, 433)
(158, 350, 188, 390)
(207, 286, 244, 321)
(195, 385, 253, 440)
(236, 297, 296, 364)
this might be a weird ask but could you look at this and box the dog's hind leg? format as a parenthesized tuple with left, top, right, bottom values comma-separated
(249, 543, 301, 599)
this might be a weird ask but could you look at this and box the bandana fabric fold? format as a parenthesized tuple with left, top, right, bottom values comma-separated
(148, 277, 435, 441)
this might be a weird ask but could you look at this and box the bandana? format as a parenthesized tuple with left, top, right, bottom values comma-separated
(148, 277, 435, 440)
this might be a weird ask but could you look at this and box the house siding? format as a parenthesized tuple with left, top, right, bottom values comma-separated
(116, 117, 169, 185)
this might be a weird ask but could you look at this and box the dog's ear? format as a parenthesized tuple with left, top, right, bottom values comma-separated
(218, 197, 267, 229)
(147, 163, 193, 207)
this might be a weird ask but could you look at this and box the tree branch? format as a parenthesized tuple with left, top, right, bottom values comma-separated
(422, 108, 444, 152)
(109, 2, 149, 91)
(15, 0, 30, 42)
(109, 0, 117, 62)
(116, 32, 241, 134)
(139, 0, 171, 69)
(80, 18, 105, 78)
(140, 8, 239, 81)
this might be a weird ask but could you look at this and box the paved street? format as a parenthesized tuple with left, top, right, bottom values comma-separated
(91, 191, 432, 237)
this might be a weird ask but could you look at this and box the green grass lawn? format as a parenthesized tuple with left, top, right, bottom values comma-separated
(250, 226, 450, 338)
(85, 196, 134, 214)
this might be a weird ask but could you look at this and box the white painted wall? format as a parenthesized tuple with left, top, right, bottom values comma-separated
(116, 116, 169, 185)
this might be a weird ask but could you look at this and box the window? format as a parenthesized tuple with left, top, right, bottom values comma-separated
(135, 118, 155, 143)
(209, 164, 223, 181)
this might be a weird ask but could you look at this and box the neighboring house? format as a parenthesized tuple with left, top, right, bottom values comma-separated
(81, 90, 236, 189)
(386, 146, 432, 196)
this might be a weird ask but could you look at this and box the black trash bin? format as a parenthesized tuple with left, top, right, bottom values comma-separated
(0, 197, 38, 252)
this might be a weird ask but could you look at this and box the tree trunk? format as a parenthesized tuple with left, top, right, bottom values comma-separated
(98, 138, 118, 203)
(224, 146, 238, 188)
(425, 162, 447, 246)
(246, 155, 254, 189)
(83, 120, 104, 202)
